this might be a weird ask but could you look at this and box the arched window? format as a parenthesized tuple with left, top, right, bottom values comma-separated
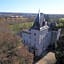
(34, 33, 36, 36)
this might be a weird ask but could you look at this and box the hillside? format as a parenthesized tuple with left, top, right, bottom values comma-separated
(0, 20, 34, 64)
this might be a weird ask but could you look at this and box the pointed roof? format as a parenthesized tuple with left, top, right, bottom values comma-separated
(31, 11, 46, 30)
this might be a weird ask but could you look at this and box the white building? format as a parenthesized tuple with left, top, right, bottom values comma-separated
(22, 12, 61, 56)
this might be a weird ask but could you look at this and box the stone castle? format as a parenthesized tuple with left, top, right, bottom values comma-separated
(22, 11, 61, 56)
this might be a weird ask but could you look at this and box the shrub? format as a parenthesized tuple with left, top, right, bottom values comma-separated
(0, 32, 33, 64)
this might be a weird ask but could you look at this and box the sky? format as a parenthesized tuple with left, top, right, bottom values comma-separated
(0, 0, 64, 14)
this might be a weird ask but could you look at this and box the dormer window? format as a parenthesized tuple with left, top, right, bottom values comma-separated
(42, 21, 45, 26)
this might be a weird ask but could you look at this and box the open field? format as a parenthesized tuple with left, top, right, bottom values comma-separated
(8, 22, 33, 34)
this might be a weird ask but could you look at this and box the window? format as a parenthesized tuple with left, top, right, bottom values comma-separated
(34, 33, 36, 36)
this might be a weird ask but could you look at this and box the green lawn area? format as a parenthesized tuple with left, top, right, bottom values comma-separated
(9, 22, 33, 34)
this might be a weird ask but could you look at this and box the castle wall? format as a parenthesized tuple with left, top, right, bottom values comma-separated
(33, 28, 51, 56)
(22, 29, 61, 56)
(22, 32, 31, 46)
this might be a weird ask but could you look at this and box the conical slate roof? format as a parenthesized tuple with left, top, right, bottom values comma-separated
(31, 12, 46, 30)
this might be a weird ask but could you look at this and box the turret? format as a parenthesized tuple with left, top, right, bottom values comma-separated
(31, 11, 47, 30)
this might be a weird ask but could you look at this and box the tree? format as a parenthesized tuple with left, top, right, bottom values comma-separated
(55, 36, 64, 64)
(56, 18, 64, 28)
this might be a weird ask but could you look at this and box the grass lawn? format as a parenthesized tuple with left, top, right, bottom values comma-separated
(9, 22, 33, 34)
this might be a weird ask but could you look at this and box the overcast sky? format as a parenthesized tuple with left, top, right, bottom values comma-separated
(0, 0, 64, 14)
